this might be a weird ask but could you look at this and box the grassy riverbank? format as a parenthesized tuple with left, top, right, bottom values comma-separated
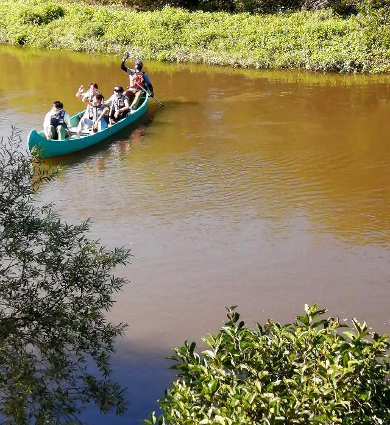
(0, 0, 389, 73)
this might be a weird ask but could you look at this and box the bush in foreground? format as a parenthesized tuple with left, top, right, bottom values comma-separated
(147, 304, 390, 424)
(0, 130, 130, 423)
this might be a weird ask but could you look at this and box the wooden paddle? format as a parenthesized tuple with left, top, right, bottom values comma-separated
(134, 82, 164, 107)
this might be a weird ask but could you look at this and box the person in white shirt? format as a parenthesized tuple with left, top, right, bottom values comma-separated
(43, 101, 71, 140)
(76, 83, 99, 121)
(76, 93, 109, 136)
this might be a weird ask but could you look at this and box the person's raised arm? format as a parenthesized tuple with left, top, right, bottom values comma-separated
(121, 52, 129, 73)
(76, 85, 84, 98)
(81, 92, 91, 104)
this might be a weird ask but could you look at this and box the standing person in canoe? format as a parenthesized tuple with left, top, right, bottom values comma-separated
(121, 54, 154, 111)
(43, 101, 71, 140)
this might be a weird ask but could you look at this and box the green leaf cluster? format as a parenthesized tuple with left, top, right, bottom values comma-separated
(19, 2, 65, 26)
(148, 304, 390, 424)
(0, 0, 389, 72)
(0, 129, 130, 423)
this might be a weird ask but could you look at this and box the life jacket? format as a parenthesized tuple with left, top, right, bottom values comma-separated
(50, 110, 67, 128)
(93, 104, 108, 123)
(113, 94, 127, 112)
(129, 71, 145, 90)
(87, 105, 94, 120)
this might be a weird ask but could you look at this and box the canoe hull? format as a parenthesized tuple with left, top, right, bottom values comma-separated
(27, 95, 149, 158)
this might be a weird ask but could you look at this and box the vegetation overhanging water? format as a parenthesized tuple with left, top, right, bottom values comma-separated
(0, 0, 389, 73)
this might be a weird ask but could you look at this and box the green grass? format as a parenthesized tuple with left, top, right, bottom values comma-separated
(0, 0, 389, 72)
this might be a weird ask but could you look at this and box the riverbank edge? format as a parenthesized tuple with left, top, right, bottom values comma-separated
(0, 0, 389, 73)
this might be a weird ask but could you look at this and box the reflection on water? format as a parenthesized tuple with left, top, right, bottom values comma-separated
(80, 343, 175, 424)
(1, 44, 390, 423)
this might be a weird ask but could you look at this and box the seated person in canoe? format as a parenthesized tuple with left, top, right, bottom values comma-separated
(76, 82, 99, 102)
(43, 101, 71, 140)
(106, 86, 130, 124)
(77, 93, 109, 136)
(76, 82, 99, 121)
(121, 55, 154, 110)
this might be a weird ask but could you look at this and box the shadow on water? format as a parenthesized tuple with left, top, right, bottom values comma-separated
(80, 342, 176, 425)
(159, 100, 200, 107)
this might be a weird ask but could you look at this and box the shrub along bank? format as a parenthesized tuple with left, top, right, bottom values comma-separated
(146, 305, 390, 424)
(0, 0, 389, 73)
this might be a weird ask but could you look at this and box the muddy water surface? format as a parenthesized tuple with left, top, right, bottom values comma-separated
(1, 44, 390, 423)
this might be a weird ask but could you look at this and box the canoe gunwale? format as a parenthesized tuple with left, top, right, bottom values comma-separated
(27, 94, 149, 158)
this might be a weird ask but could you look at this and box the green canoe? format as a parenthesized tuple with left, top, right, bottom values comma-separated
(27, 94, 149, 159)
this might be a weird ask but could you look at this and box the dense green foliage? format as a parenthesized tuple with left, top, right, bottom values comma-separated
(147, 305, 390, 424)
(72, 0, 390, 16)
(0, 130, 130, 423)
(0, 0, 389, 72)
(20, 3, 65, 26)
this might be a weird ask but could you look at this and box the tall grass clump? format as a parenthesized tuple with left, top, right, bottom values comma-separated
(0, 0, 389, 72)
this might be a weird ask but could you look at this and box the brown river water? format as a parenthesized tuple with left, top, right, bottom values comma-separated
(1, 44, 390, 423)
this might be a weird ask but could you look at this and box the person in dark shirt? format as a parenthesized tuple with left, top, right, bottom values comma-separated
(43, 101, 71, 140)
(121, 53, 154, 111)
(107, 86, 130, 124)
